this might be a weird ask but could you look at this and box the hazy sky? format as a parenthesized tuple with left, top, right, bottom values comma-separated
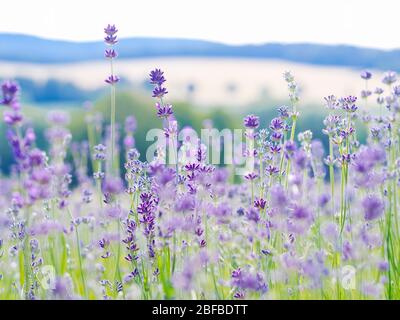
(0, 0, 398, 49)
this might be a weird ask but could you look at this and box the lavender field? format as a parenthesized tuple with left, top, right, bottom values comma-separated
(0, 25, 399, 300)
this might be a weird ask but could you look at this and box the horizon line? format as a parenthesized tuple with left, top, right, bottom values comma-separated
(0, 31, 398, 52)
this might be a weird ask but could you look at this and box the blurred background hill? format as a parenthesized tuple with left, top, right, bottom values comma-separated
(1, 33, 400, 69)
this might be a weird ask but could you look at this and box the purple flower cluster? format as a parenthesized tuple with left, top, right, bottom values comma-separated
(150, 68, 168, 99)
(137, 193, 157, 257)
(243, 114, 259, 129)
(231, 268, 268, 296)
(1, 81, 23, 125)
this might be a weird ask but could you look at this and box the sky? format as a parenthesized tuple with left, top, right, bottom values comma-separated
(0, 0, 398, 49)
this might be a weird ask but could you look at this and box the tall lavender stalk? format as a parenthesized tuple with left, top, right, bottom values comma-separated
(103, 24, 126, 298)
(149, 69, 179, 178)
(283, 71, 299, 188)
(243, 114, 259, 204)
(104, 24, 120, 175)
(323, 96, 340, 216)
(338, 96, 357, 236)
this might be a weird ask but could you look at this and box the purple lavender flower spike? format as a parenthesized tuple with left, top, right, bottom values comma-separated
(103, 177, 123, 195)
(105, 75, 120, 85)
(104, 24, 118, 35)
(277, 105, 290, 118)
(243, 114, 260, 129)
(362, 195, 384, 221)
(124, 116, 137, 133)
(254, 198, 267, 210)
(104, 35, 118, 45)
(155, 102, 174, 118)
(244, 172, 258, 180)
(340, 95, 358, 113)
(105, 49, 118, 59)
(360, 70, 372, 80)
(382, 71, 397, 85)
(1, 80, 20, 108)
(152, 86, 168, 98)
(292, 205, 311, 219)
(3, 110, 23, 125)
(149, 69, 166, 86)
(324, 95, 338, 110)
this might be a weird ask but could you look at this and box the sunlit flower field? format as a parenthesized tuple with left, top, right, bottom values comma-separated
(0, 25, 399, 300)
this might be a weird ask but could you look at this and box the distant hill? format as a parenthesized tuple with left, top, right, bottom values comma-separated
(0, 33, 400, 70)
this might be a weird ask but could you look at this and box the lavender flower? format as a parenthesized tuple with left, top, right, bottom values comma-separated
(340, 95, 358, 113)
(104, 24, 118, 35)
(149, 69, 166, 86)
(382, 71, 397, 85)
(362, 195, 384, 221)
(105, 75, 120, 85)
(3, 110, 23, 125)
(124, 116, 137, 133)
(149, 68, 169, 102)
(277, 105, 290, 118)
(243, 115, 260, 129)
(291, 205, 311, 219)
(1, 80, 20, 109)
(270, 117, 284, 131)
(244, 172, 258, 180)
(152, 86, 168, 98)
(105, 49, 118, 59)
(155, 102, 174, 118)
(324, 95, 339, 110)
(94, 144, 107, 161)
(360, 70, 372, 80)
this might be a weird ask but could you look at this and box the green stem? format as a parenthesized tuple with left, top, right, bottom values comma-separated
(285, 114, 297, 188)
(110, 84, 116, 174)
(75, 224, 88, 298)
(23, 209, 31, 299)
(114, 218, 125, 299)
(329, 136, 335, 215)
(251, 180, 254, 205)
(68, 209, 87, 298)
